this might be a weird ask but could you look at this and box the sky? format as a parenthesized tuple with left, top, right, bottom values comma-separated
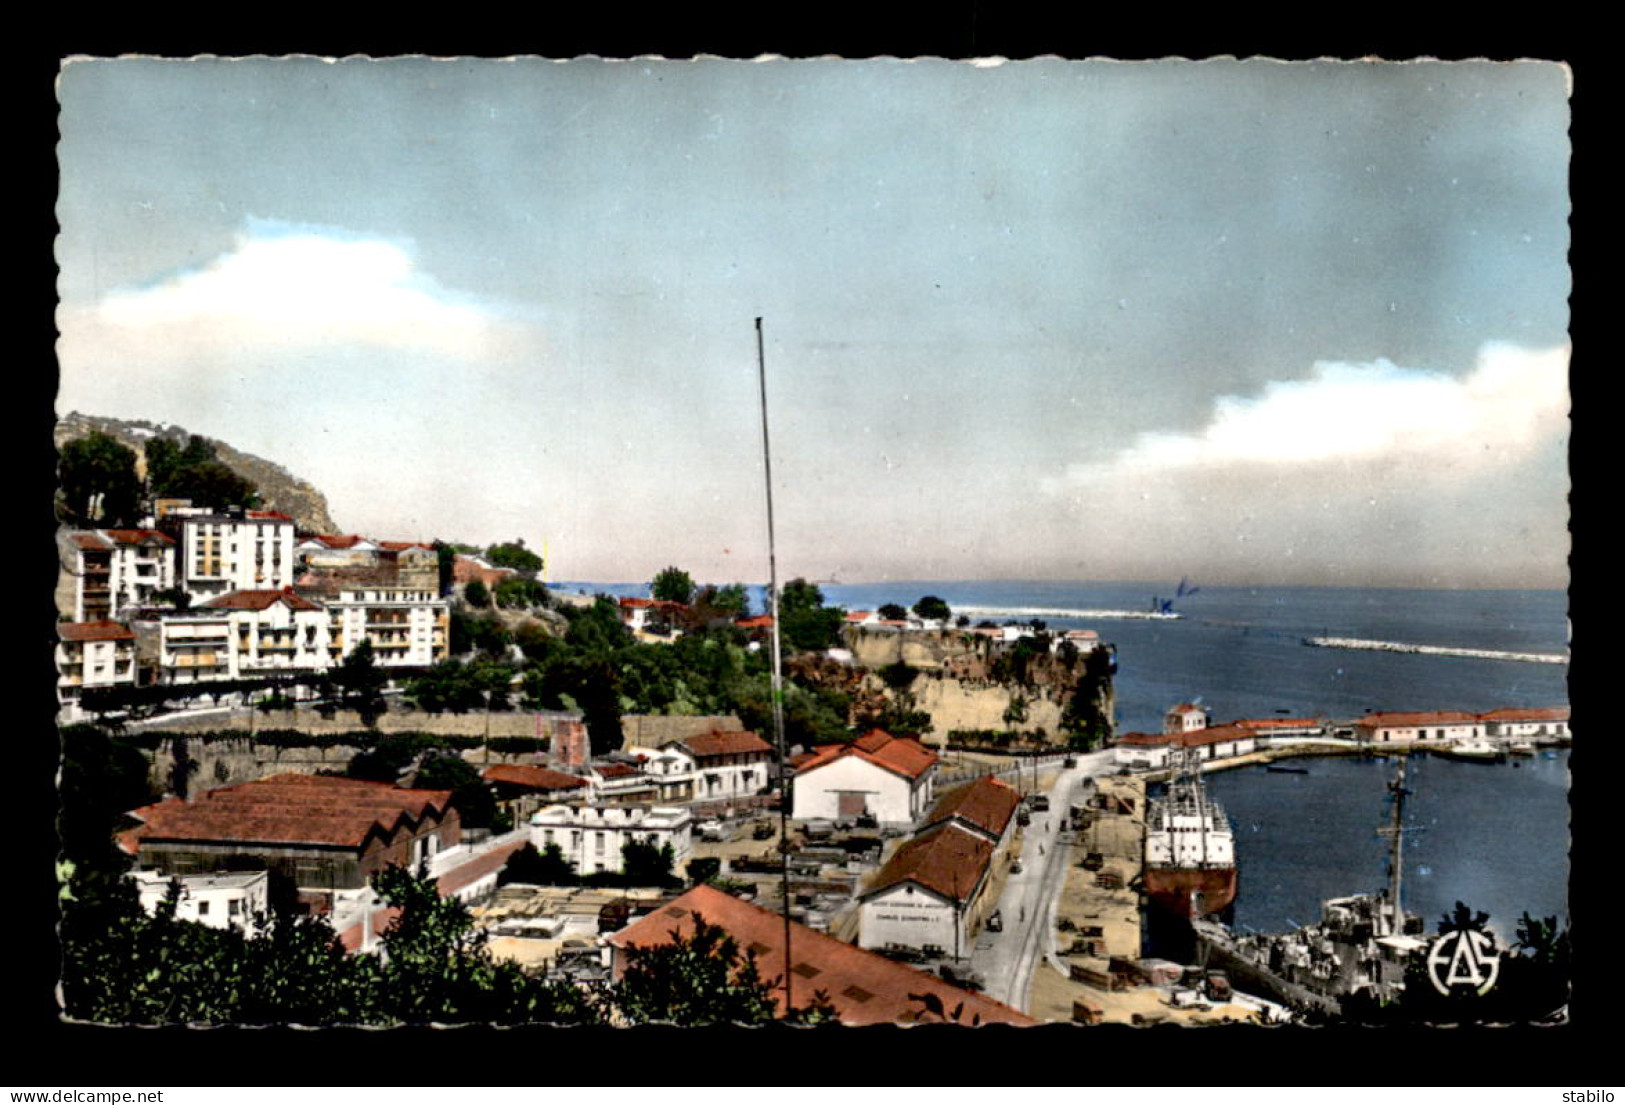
(55, 56, 1572, 589)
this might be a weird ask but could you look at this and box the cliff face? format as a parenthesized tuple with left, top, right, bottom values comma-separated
(840, 625, 1112, 746)
(54, 411, 341, 534)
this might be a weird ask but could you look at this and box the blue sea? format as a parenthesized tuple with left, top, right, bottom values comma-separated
(559, 577, 1572, 935)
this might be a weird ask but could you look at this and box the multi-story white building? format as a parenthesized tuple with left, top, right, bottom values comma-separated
(150, 589, 325, 683)
(130, 869, 270, 932)
(59, 529, 180, 622)
(528, 804, 693, 878)
(658, 730, 775, 802)
(323, 586, 449, 669)
(176, 510, 297, 603)
(59, 531, 115, 622)
(57, 620, 139, 720)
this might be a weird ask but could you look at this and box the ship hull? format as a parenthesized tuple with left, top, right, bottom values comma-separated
(1143, 865, 1238, 918)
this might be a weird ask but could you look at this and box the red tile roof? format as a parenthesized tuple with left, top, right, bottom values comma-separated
(923, 775, 1021, 840)
(71, 532, 113, 550)
(247, 510, 295, 522)
(481, 765, 589, 792)
(607, 884, 1035, 1026)
(100, 528, 176, 546)
(1117, 726, 1257, 749)
(1476, 706, 1570, 723)
(59, 620, 135, 643)
(797, 730, 939, 782)
(677, 730, 773, 759)
(123, 774, 455, 851)
(201, 589, 324, 613)
(592, 762, 643, 780)
(734, 615, 775, 629)
(1355, 710, 1481, 729)
(377, 540, 434, 551)
(1234, 717, 1324, 730)
(861, 821, 994, 905)
(1116, 731, 1173, 747)
(1179, 723, 1256, 747)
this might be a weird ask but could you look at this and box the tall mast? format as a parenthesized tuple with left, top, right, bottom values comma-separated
(756, 316, 793, 1014)
(1389, 758, 1406, 935)
(1377, 757, 1409, 937)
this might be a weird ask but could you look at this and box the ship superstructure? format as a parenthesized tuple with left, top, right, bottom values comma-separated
(1143, 744, 1237, 919)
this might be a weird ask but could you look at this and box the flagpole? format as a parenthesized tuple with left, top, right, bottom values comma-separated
(756, 316, 793, 1015)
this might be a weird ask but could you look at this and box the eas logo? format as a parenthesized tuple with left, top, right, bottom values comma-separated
(1426, 927, 1501, 997)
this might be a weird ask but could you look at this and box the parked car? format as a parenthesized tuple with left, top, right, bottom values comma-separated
(985, 909, 1004, 932)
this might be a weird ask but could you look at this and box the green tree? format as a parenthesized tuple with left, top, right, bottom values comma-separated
(464, 578, 492, 609)
(332, 640, 388, 725)
(912, 595, 951, 623)
(620, 839, 679, 888)
(145, 435, 260, 509)
(433, 540, 457, 596)
(58, 431, 142, 527)
(651, 566, 697, 605)
(1060, 645, 1115, 751)
(776, 578, 844, 653)
(494, 576, 548, 609)
(499, 842, 577, 887)
(485, 540, 544, 575)
(612, 914, 783, 1025)
(687, 856, 723, 886)
(412, 751, 497, 830)
(58, 724, 159, 869)
(877, 603, 908, 621)
(369, 863, 596, 1025)
(348, 732, 443, 784)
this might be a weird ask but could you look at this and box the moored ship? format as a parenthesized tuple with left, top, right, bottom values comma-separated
(1192, 758, 1428, 1019)
(1143, 748, 1237, 919)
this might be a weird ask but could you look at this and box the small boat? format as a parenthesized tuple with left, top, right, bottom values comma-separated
(1434, 738, 1507, 764)
(1508, 742, 1537, 757)
(1266, 764, 1309, 775)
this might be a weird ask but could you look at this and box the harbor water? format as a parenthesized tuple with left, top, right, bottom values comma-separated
(1203, 749, 1570, 943)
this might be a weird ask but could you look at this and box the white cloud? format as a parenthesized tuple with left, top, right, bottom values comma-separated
(67, 220, 528, 361)
(1048, 343, 1569, 488)
(1027, 343, 1570, 586)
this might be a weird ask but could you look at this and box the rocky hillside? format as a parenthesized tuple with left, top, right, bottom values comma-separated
(54, 411, 340, 534)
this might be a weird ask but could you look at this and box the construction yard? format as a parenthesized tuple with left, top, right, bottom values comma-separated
(1027, 773, 1265, 1026)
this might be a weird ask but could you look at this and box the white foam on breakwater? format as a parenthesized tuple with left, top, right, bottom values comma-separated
(1303, 637, 1567, 664)
(956, 605, 1184, 621)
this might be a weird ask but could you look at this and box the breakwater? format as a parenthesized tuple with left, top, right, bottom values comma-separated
(956, 605, 1182, 621)
(1303, 636, 1567, 665)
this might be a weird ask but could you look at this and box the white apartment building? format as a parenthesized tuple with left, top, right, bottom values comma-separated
(323, 586, 449, 668)
(59, 529, 180, 623)
(57, 620, 139, 720)
(152, 589, 328, 683)
(529, 804, 693, 878)
(177, 510, 298, 603)
(130, 869, 270, 931)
